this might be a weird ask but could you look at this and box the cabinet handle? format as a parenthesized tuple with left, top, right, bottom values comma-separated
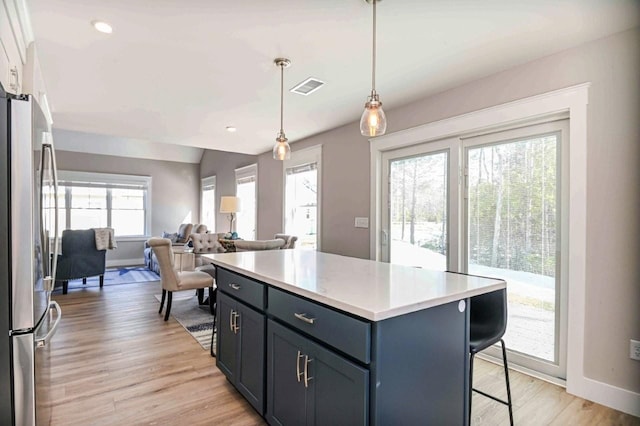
(294, 312, 315, 325)
(296, 350, 304, 383)
(233, 311, 240, 334)
(229, 283, 241, 290)
(229, 309, 240, 334)
(303, 355, 313, 388)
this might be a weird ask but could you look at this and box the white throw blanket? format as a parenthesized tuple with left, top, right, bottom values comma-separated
(94, 228, 117, 250)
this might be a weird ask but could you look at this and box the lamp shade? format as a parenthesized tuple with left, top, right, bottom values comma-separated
(220, 196, 240, 213)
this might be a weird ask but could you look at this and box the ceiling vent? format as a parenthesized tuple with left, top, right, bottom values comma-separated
(290, 77, 325, 96)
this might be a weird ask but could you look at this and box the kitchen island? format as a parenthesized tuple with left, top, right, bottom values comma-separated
(203, 250, 505, 425)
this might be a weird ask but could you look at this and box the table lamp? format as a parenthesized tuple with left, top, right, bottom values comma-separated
(220, 196, 240, 233)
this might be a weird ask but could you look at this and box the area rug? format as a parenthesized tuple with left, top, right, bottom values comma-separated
(55, 267, 160, 293)
(154, 291, 215, 353)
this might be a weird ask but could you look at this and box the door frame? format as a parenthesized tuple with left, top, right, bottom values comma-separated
(369, 84, 589, 394)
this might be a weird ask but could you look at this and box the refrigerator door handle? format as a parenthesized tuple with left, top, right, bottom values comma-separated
(35, 301, 62, 348)
(40, 137, 59, 286)
(49, 137, 60, 282)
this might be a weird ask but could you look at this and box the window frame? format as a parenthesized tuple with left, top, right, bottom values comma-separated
(282, 145, 322, 251)
(201, 175, 216, 232)
(234, 164, 258, 239)
(57, 171, 152, 240)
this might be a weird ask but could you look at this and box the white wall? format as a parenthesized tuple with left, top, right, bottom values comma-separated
(54, 148, 201, 265)
(257, 28, 640, 397)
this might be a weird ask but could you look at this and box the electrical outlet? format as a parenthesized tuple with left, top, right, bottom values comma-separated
(630, 339, 640, 361)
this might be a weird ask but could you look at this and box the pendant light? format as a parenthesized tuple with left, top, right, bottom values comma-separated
(273, 58, 292, 160)
(360, 0, 387, 137)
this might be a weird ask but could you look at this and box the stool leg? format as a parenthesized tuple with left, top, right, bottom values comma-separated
(469, 352, 475, 422)
(99, 274, 104, 288)
(500, 339, 514, 426)
(63, 280, 68, 295)
(158, 289, 166, 314)
(82, 277, 87, 285)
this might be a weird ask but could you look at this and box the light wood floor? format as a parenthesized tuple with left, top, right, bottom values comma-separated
(41, 281, 638, 425)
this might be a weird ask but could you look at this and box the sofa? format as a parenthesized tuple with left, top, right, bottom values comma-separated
(144, 223, 208, 274)
(216, 234, 297, 252)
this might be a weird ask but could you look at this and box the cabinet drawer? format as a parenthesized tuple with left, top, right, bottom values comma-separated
(268, 287, 371, 364)
(217, 268, 265, 311)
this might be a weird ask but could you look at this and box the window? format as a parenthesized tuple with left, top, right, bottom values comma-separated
(284, 146, 322, 250)
(201, 176, 216, 231)
(56, 171, 151, 238)
(235, 164, 257, 240)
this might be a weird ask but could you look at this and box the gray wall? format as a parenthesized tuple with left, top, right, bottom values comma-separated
(256, 28, 640, 393)
(54, 149, 201, 264)
(199, 149, 257, 234)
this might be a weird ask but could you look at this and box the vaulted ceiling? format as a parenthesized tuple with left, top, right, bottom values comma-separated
(29, 0, 640, 156)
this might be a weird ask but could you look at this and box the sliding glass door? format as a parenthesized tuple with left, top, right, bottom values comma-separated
(381, 138, 460, 270)
(380, 121, 568, 379)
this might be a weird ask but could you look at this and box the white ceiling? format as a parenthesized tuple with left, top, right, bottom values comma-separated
(29, 0, 640, 156)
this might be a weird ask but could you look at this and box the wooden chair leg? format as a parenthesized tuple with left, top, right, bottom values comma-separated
(197, 288, 204, 305)
(82, 277, 87, 285)
(208, 287, 215, 315)
(164, 291, 173, 321)
(63, 280, 68, 295)
(159, 289, 166, 314)
(99, 274, 104, 288)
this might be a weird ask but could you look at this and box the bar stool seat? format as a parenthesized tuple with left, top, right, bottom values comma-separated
(469, 288, 514, 425)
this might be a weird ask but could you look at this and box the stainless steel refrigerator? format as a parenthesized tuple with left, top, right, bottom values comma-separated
(0, 82, 61, 425)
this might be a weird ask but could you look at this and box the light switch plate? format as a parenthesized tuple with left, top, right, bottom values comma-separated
(355, 217, 369, 228)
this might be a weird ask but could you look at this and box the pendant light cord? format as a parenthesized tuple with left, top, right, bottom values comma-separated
(372, 0, 376, 93)
(280, 63, 284, 134)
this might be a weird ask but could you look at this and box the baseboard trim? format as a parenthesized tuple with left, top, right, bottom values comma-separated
(570, 376, 640, 417)
(106, 258, 144, 268)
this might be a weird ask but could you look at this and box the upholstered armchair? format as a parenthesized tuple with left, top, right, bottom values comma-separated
(147, 237, 215, 321)
(55, 229, 107, 294)
(144, 223, 209, 274)
(190, 233, 226, 268)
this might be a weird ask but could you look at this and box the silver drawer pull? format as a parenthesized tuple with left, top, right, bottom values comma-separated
(303, 355, 313, 388)
(294, 312, 315, 325)
(296, 350, 304, 383)
(229, 283, 241, 290)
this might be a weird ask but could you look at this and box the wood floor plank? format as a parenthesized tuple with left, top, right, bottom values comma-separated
(41, 280, 638, 425)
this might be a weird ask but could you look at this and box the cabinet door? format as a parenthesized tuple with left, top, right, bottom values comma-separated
(216, 292, 237, 381)
(306, 338, 369, 426)
(266, 320, 307, 426)
(236, 303, 265, 414)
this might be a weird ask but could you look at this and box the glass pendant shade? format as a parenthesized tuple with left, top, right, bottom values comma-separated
(360, 94, 387, 137)
(273, 134, 291, 160)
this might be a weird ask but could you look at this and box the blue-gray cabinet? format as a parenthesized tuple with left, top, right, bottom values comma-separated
(266, 319, 369, 426)
(214, 266, 471, 425)
(216, 291, 265, 414)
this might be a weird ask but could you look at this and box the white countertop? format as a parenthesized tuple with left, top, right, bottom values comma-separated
(202, 250, 505, 321)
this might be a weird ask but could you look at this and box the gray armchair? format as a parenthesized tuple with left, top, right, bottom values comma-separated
(55, 229, 106, 294)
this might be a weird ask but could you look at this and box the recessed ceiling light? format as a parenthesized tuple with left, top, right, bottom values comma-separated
(226, 126, 237, 133)
(91, 20, 113, 34)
